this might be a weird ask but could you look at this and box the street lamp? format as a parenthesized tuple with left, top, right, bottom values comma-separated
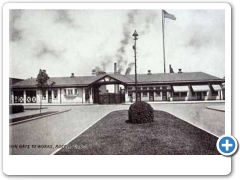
(132, 30, 138, 102)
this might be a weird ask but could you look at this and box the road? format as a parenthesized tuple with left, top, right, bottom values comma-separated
(9, 102, 225, 155)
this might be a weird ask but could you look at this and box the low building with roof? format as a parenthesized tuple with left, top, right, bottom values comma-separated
(10, 68, 225, 104)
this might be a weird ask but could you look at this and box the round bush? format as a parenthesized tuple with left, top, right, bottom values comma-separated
(128, 101, 154, 124)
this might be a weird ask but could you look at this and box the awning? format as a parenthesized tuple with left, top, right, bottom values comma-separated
(212, 84, 222, 91)
(192, 85, 210, 92)
(173, 86, 189, 92)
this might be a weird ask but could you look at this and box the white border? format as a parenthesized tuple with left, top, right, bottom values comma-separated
(3, 3, 231, 175)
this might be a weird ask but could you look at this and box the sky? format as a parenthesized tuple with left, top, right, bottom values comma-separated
(9, 9, 225, 79)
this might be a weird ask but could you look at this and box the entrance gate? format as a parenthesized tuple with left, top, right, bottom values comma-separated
(98, 89, 125, 104)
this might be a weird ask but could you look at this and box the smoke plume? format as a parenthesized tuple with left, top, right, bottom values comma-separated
(125, 62, 135, 75)
(116, 10, 159, 73)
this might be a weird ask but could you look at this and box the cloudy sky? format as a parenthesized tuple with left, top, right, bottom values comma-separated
(9, 9, 225, 79)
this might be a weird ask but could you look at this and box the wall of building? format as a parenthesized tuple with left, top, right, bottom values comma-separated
(124, 84, 223, 102)
(11, 87, 94, 104)
(11, 83, 224, 104)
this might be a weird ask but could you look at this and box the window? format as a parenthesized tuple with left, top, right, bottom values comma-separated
(202, 91, 207, 96)
(128, 87, 133, 91)
(156, 91, 161, 96)
(155, 87, 161, 96)
(143, 92, 148, 97)
(68, 89, 73, 95)
(192, 92, 196, 96)
(75, 89, 78, 95)
(42, 91, 46, 100)
(181, 92, 187, 97)
(53, 90, 58, 99)
(128, 92, 132, 97)
(212, 90, 218, 96)
(162, 86, 167, 90)
(173, 92, 179, 97)
(137, 87, 141, 91)
(149, 87, 154, 90)
(142, 87, 148, 97)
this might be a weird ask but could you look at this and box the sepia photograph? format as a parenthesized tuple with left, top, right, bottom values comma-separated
(8, 6, 225, 156)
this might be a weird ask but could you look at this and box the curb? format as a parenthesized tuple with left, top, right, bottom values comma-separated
(9, 109, 71, 126)
(124, 100, 225, 105)
(206, 107, 225, 112)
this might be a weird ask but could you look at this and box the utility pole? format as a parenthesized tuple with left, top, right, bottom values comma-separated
(132, 30, 138, 102)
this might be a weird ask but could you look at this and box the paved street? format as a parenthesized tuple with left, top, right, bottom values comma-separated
(9, 102, 225, 155)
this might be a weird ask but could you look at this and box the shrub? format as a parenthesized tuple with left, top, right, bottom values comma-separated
(9, 105, 24, 114)
(128, 101, 154, 124)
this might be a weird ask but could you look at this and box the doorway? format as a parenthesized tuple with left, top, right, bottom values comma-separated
(197, 92, 202, 100)
(162, 92, 167, 101)
(48, 90, 52, 103)
(149, 92, 154, 101)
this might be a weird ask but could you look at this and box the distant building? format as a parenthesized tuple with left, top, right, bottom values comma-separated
(10, 69, 224, 104)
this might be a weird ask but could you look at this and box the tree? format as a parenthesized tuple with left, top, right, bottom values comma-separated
(36, 69, 50, 113)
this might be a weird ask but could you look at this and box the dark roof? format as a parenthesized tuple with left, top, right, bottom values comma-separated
(11, 72, 224, 88)
(11, 75, 104, 88)
(125, 72, 223, 84)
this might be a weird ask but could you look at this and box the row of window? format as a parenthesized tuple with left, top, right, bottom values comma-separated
(42, 88, 87, 100)
(64, 89, 79, 96)
(128, 91, 161, 97)
(42, 90, 58, 100)
(129, 91, 218, 98)
(174, 91, 218, 97)
(128, 86, 169, 91)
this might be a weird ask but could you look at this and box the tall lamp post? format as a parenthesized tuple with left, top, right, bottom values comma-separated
(132, 30, 138, 102)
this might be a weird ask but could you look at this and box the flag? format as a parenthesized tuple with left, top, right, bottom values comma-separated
(163, 10, 176, 20)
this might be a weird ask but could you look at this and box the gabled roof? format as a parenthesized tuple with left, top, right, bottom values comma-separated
(125, 72, 223, 84)
(10, 72, 224, 89)
(11, 75, 105, 88)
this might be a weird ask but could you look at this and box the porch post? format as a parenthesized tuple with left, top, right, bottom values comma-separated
(89, 88, 93, 103)
(125, 87, 128, 103)
(11, 90, 14, 104)
(82, 88, 85, 103)
(23, 90, 26, 104)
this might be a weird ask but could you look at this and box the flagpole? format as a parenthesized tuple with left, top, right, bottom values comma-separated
(162, 10, 166, 73)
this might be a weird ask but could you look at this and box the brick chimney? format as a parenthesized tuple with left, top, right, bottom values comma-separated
(92, 69, 96, 76)
(114, 63, 119, 93)
(169, 65, 174, 73)
(114, 63, 117, 74)
(178, 69, 183, 74)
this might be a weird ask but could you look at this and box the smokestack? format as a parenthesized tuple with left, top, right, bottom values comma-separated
(169, 65, 174, 73)
(71, 73, 75, 77)
(114, 63, 119, 93)
(92, 69, 96, 76)
(114, 63, 117, 74)
(147, 70, 151, 75)
(178, 69, 183, 74)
